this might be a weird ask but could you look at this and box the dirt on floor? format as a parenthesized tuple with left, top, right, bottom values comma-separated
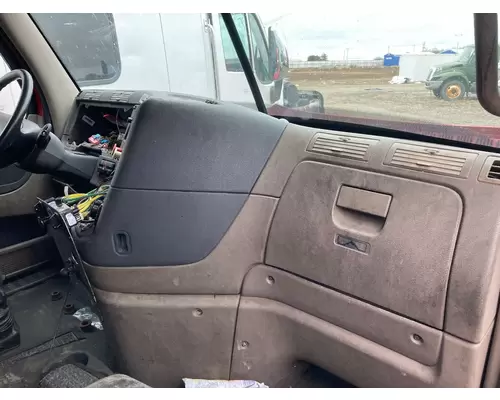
(288, 67, 500, 127)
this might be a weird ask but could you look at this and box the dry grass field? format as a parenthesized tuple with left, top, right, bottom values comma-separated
(288, 67, 500, 127)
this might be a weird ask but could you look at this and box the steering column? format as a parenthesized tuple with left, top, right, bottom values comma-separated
(0, 69, 98, 182)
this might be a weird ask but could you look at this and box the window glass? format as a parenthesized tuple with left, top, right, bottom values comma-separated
(248, 14, 271, 83)
(259, 12, 500, 147)
(219, 14, 250, 72)
(31, 13, 121, 86)
(31, 12, 500, 148)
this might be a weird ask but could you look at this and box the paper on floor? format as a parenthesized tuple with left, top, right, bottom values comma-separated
(182, 378, 268, 388)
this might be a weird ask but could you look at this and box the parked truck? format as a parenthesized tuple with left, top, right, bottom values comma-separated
(425, 44, 500, 101)
(29, 13, 324, 113)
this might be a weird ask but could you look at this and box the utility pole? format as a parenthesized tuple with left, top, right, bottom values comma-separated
(455, 33, 463, 51)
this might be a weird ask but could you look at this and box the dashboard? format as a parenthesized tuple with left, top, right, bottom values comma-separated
(38, 88, 500, 387)
(62, 88, 500, 194)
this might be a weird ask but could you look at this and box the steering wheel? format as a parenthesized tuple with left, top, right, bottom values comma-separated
(0, 69, 34, 168)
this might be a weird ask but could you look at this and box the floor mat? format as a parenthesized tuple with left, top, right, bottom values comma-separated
(292, 365, 355, 388)
(39, 364, 98, 388)
(275, 361, 354, 388)
(0, 332, 80, 369)
(0, 275, 109, 387)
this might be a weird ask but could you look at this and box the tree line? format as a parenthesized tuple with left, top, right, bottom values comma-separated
(307, 53, 328, 61)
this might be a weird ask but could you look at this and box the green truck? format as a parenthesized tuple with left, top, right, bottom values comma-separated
(425, 45, 480, 101)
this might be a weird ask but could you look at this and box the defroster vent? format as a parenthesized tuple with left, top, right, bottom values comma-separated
(80, 91, 103, 101)
(479, 157, 500, 185)
(487, 160, 500, 180)
(384, 143, 477, 178)
(110, 91, 134, 103)
(307, 133, 378, 162)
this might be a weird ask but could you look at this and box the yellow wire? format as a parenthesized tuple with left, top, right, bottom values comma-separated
(64, 185, 107, 201)
(78, 194, 105, 218)
(65, 194, 86, 200)
(62, 185, 109, 219)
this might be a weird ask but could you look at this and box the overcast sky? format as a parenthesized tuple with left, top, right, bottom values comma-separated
(259, 12, 477, 60)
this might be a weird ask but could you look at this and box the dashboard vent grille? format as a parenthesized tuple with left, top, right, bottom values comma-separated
(307, 133, 378, 161)
(479, 157, 500, 185)
(110, 91, 134, 103)
(487, 160, 500, 180)
(384, 143, 477, 178)
(80, 91, 103, 101)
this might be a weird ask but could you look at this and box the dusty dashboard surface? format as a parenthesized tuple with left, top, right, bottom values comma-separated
(55, 91, 500, 387)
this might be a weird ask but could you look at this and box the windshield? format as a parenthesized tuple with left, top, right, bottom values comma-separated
(457, 46, 474, 63)
(31, 12, 500, 148)
(32, 13, 121, 85)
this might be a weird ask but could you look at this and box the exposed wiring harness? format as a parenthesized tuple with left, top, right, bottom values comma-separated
(59, 185, 109, 222)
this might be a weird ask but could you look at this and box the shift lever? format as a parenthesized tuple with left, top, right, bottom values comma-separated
(0, 275, 20, 354)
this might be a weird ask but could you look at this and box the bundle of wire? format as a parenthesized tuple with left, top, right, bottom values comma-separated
(60, 185, 109, 220)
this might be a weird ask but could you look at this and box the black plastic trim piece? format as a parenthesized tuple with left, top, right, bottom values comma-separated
(76, 189, 248, 267)
(0, 167, 30, 195)
(474, 14, 500, 117)
(112, 95, 287, 193)
(76, 94, 286, 267)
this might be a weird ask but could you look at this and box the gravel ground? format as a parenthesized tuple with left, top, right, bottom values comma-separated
(288, 68, 500, 127)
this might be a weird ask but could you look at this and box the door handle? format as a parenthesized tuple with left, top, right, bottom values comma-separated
(336, 186, 392, 219)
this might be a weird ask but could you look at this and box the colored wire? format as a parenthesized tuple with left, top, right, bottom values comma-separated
(59, 185, 109, 219)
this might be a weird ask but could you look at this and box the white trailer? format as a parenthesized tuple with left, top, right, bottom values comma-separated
(398, 53, 459, 82)
(29, 13, 323, 112)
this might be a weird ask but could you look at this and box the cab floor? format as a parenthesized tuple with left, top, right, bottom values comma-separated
(291, 365, 354, 388)
(0, 274, 109, 387)
(0, 270, 353, 388)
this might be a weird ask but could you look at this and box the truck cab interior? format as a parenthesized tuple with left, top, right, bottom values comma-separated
(2, 12, 500, 388)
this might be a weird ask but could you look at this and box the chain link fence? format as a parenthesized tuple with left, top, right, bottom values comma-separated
(289, 60, 384, 69)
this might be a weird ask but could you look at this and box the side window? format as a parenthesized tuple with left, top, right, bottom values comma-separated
(31, 13, 121, 87)
(219, 14, 250, 72)
(0, 57, 20, 115)
(248, 14, 271, 83)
